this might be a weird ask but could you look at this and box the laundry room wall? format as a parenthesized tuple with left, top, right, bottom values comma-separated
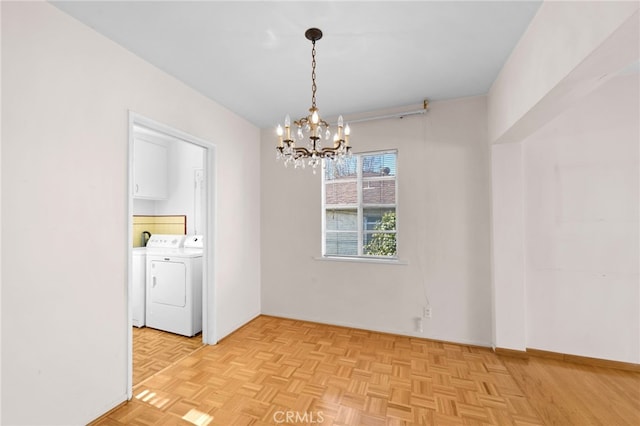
(1, 2, 261, 425)
(132, 137, 206, 237)
(154, 139, 206, 235)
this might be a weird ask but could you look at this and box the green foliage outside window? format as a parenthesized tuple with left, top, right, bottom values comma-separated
(364, 212, 396, 256)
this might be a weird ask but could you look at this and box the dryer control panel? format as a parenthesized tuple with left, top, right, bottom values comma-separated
(146, 234, 186, 249)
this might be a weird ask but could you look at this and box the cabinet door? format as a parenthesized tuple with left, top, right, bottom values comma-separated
(133, 138, 168, 199)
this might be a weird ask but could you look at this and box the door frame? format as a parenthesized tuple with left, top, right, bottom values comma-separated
(126, 111, 217, 398)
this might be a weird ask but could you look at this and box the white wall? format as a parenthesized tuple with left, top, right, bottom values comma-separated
(488, 1, 639, 143)
(523, 73, 639, 363)
(0, 0, 3, 421)
(261, 96, 492, 346)
(1, 2, 261, 425)
(491, 142, 526, 351)
(488, 1, 639, 363)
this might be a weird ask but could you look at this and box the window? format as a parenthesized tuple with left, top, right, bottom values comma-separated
(322, 150, 397, 258)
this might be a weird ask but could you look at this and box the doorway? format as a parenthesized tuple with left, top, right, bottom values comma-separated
(127, 112, 217, 398)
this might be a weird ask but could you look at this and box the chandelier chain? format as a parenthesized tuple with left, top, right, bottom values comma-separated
(311, 40, 317, 109)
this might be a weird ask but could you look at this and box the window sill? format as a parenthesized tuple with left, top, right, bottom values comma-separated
(314, 256, 408, 265)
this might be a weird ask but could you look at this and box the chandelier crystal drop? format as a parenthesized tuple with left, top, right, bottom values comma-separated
(276, 28, 352, 171)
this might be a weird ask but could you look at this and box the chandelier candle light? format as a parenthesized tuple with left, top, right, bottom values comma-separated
(276, 28, 352, 170)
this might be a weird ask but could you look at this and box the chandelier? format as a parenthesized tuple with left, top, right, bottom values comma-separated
(276, 28, 351, 170)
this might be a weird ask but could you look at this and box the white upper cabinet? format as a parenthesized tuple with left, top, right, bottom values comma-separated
(133, 138, 168, 200)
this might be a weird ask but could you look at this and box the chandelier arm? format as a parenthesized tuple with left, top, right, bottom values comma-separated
(293, 147, 312, 157)
(320, 147, 341, 154)
(294, 117, 308, 127)
(295, 117, 329, 129)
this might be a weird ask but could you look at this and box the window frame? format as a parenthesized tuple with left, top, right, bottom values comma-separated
(321, 149, 399, 259)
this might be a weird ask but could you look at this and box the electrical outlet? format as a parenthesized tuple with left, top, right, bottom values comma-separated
(423, 306, 432, 318)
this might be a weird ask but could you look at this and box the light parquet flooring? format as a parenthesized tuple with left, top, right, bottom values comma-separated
(502, 356, 640, 425)
(133, 326, 204, 385)
(93, 316, 639, 425)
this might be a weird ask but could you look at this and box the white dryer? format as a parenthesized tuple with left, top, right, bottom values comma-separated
(145, 235, 203, 337)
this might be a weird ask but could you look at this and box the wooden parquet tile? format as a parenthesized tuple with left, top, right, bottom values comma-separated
(133, 326, 204, 385)
(92, 316, 640, 425)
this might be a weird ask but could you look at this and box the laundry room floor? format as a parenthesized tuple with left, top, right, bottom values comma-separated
(133, 326, 204, 385)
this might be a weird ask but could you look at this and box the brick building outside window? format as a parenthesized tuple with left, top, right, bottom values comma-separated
(322, 150, 397, 257)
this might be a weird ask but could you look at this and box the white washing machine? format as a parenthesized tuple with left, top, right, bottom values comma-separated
(145, 234, 203, 337)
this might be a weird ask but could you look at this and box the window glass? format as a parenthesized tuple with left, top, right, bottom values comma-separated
(325, 232, 358, 256)
(324, 156, 357, 181)
(325, 209, 357, 231)
(325, 182, 358, 205)
(322, 150, 397, 258)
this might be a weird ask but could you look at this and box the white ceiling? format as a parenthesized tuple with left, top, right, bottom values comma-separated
(51, 1, 542, 128)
